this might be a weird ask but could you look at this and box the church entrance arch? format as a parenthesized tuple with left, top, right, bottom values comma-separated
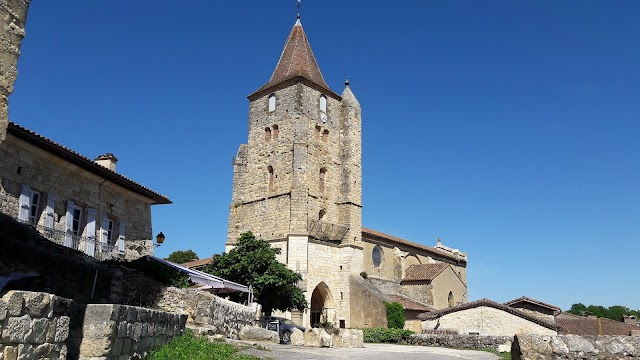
(310, 282, 334, 327)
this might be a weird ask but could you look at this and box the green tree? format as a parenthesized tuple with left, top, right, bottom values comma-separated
(385, 302, 406, 329)
(165, 250, 199, 264)
(567, 302, 640, 322)
(204, 232, 307, 315)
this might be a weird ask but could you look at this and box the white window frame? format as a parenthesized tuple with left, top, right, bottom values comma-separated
(268, 94, 276, 112)
(70, 204, 83, 237)
(320, 94, 327, 113)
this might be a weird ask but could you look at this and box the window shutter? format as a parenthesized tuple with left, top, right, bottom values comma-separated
(101, 216, 110, 253)
(64, 200, 75, 247)
(18, 184, 32, 223)
(85, 208, 97, 257)
(45, 193, 56, 229)
(118, 221, 126, 255)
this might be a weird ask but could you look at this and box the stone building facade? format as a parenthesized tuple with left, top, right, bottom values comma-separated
(227, 16, 467, 328)
(0, 122, 171, 260)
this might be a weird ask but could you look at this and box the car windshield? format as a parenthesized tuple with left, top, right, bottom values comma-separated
(282, 319, 296, 326)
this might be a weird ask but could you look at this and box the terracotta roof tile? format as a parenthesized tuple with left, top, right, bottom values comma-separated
(556, 313, 640, 336)
(7, 121, 171, 204)
(180, 257, 213, 269)
(504, 296, 561, 312)
(250, 18, 335, 98)
(418, 298, 561, 332)
(403, 263, 449, 282)
(389, 295, 434, 312)
(362, 228, 467, 264)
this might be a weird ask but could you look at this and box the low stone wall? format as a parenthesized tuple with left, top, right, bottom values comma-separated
(0, 291, 72, 359)
(405, 334, 513, 352)
(79, 303, 187, 360)
(156, 287, 255, 339)
(513, 334, 640, 359)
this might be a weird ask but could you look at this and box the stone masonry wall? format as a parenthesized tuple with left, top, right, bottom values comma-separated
(421, 306, 557, 336)
(0, 135, 154, 260)
(513, 334, 640, 360)
(78, 303, 186, 360)
(0, 291, 72, 360)
(0, 0, 30, 143)
(404, 334, 513, 352)
(155, 287, 255, 339)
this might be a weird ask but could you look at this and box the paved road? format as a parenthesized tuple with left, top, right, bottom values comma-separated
(239, 343, 500, 360)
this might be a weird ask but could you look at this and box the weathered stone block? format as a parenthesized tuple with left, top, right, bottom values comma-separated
(16, 343, 33, 360)
(350, 329, 363, 348)
(238, 326, 279, 343)
(3, 346, 16, 360)
(290, 328, 304, 346)
(45, 318, 57, 343)
(320, 329, 331, 348)
(2, 314, 30, 343)
(112, 338, 123, 356)
(79, 337, 112, 358)
(55, 316, 70, 342)
(304, 328, 322, 347)
(3, 292, 23, 316)
(23, 292, 50, 317)
(0, 300, 7, 321)
(25, 317, 49, 343)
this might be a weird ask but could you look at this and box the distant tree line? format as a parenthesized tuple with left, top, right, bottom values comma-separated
(567, 303, 640, 321)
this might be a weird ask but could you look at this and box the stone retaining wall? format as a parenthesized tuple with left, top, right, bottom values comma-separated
(513, 334, 640, 359)
(0, 291, 72, 360)
(78, 303, 187, 360)
(155, 287, 255, 339)
(404, 334, 513, 352)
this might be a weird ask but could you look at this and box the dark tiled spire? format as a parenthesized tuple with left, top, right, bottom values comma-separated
(250, 18, 333, 97)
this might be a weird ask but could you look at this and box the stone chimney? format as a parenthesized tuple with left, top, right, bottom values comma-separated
(95, 153, 118, 172)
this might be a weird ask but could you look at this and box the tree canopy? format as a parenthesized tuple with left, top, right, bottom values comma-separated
(203, 232, 307, 315)
(567, 303, 640, 321)
(165, 250, 199, 264)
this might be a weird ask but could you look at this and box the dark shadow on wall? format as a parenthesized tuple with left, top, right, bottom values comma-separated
(0, 213, 173, 359)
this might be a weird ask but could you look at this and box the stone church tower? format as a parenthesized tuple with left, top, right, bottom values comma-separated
(228, 16, 369, 327)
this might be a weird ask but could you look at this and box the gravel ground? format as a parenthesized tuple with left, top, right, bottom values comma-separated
(237, 342, 501, 360)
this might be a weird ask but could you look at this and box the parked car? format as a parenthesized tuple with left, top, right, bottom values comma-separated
(259, 316, 305, 343)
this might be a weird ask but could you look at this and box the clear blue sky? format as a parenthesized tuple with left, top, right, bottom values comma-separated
(9, 1, 639, 311)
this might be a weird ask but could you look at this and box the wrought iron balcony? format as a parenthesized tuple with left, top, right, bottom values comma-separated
(16, 218, 123, 261)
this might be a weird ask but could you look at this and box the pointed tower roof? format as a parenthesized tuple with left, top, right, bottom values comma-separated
(249, 17, 338, 100)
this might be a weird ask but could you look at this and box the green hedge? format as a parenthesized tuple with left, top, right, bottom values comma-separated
(362, 327, 415, 343)
(147, 330, 258, 360)
(385, 301, 406, 329)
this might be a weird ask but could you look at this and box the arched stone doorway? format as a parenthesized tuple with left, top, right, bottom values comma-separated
(310, 282, 334, 327)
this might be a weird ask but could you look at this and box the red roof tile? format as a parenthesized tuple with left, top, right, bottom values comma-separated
(403, 263, 449, 282)
(7, 122, 171, 204)
(180, 257, 213, 269)
(362, 228, 467, 264)
(556, 313, 640, 336)
(389, 295, 434, 312)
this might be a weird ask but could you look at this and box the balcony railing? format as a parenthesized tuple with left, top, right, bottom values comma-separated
(16, 219, 123, 261)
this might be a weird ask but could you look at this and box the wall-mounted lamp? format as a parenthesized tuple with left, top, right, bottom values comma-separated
(155, 232, 165, 248)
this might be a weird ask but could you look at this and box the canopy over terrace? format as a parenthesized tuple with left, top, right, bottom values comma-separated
(148, 256, 250, 295)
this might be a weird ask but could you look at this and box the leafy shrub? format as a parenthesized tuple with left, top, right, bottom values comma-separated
(360, 271, 368, 279)
(362, 327, 415, 343)
(385, 301, 406, 329)
(147, 330, 259, 360)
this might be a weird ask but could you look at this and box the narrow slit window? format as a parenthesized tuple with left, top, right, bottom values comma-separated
(319, 208, 326, 220)
(268, 94, 276, 112)
(272, 124, 279, 139)
(322, 129, 329, 143)
(268, 166, 274, 192)
(320, 94, 327, 113)
(319, 168, 327, 194)
(265, 127, 272, 142)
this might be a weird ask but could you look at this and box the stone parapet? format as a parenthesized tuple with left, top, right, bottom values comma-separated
(155, 287, 255, 339)
(513, 334, 640, 360)
(78, 303, 187, 360)
(404, 334, 513, 352)
(0, 290, 72, 360)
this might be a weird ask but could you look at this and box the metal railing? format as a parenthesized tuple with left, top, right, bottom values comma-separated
(23, 221, 123, 261)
